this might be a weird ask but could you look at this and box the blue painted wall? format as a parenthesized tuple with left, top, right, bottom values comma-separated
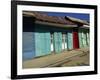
(23, 32, 35, 60)
(23, 16, 36, 61)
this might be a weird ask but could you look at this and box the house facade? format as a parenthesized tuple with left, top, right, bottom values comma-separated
(23, 11, 89, 60)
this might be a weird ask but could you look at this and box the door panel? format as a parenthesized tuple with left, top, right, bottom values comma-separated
(35, 31, 51, 57)
(86, 32, 90, 46)
(73, 29, 79, 49)
(78, 30, 83, 48)
(54, 32, 62, 53)
(82, 31, 87, 47)
(45, 32, 51, 54)
(58, 32, 62, 52)
(67, 31, 73, 50)
(35, 32, 42, 56)
(54, 32, 58, 52)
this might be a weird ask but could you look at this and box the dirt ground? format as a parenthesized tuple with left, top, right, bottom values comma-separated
(23, 48, 89, 68)
(54, 51, 89, 67)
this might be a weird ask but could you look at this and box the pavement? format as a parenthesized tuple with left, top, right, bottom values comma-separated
(23, 47, 89, 69)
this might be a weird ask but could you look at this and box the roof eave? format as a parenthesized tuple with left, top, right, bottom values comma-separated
(65, 16, 89, 25)
(35, 20, 78, 28)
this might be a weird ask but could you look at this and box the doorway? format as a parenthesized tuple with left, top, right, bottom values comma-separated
(62, 33, 67, 50)
(50, 32, 54, 52)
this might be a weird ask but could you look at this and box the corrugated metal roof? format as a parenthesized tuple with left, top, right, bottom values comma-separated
(23, 11, 89, 26)
(65, 16, 89, 25)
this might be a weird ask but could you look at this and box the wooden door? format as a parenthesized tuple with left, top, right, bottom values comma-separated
(35, 28, 51, 57)
(54, 32, 62, 53)
(73, 29, 79, 49)
(78, 30, 83, 48)
(82, 31, 87, 47)
(67, 30, 73, 50)
(58, 32, 62, 52)
(45, 32, 51, 54)
(86, 32, 90, 46)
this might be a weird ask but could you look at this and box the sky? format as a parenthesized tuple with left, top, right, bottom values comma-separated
(44, 12, 90, 22)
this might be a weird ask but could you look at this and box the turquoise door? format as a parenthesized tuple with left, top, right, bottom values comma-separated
(78, 29, 83, 48)
(35, 32, 42, 56)
(82, 31, 87, 47)
(86, 32, 90, 46)
(35, 29, 51, 57)
(54, 32, 62, 53)
(67, 31, 73, 50)
(79, 29, 89, 48)
(58, 32, 62, 52)
(45, 32, 51, 54)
